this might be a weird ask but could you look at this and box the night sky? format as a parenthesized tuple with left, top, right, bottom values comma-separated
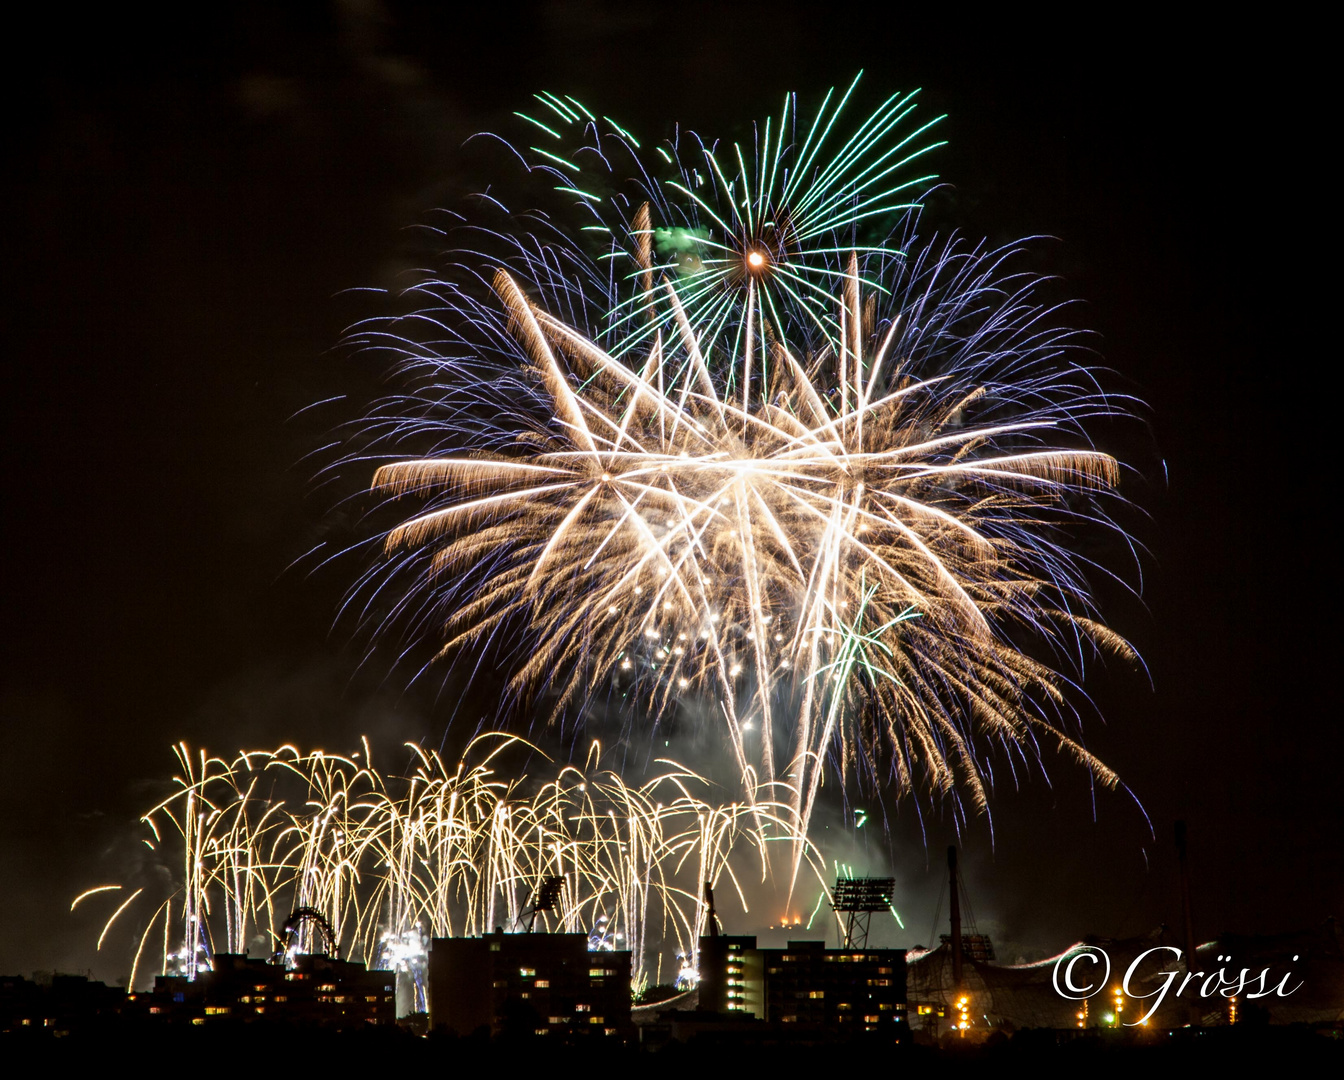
(2, 4, 1332, 981)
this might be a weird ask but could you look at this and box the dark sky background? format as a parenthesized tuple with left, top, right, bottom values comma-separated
(1, 4, 1333, 981)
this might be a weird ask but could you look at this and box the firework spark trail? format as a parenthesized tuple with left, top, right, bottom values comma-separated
(79, 737, 817, 992)
(333, 80, 1142, 902)
(506, 74, 947, 359)
(365, 262, 1137, 880)
(344, 81, 1142, 897)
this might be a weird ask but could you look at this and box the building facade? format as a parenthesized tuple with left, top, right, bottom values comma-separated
(143, 952, 395, 1028)
(697, 935, 764, 1015)
(1, 973, 125, 1035)
(428, 931, 631, 1038)
(697, 936, 907, 1034)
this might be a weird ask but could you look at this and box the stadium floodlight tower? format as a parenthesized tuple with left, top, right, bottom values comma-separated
(831, 877, 897, 949)
(519, 875, 567, 932)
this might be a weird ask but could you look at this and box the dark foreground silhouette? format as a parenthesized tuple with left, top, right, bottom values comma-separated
(3, 1021, 1340, 1074)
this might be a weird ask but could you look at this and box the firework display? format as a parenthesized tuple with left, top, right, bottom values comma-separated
(75, 737, 820, 998)
(350, 76, 1137, 868)
(74, 79, 1138, 1001)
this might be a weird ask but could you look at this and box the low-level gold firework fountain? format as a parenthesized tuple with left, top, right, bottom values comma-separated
(74, 735, 822, 993)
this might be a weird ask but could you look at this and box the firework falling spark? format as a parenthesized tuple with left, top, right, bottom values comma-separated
(344, 81, 1140, 887)
(78, 737, 817, 993)
(505, 74, 945, 358)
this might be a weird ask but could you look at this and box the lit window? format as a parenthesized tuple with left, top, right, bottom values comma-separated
(535, 979, 550, 988)
(575, 1004, 590, 1012)
(520, 968, 536, 977)
(865, 1015, 880, 1023)
(808, 991, 824, 999)
(589, 1016, 603, 1024)
(548, 1016, 567, 1024)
